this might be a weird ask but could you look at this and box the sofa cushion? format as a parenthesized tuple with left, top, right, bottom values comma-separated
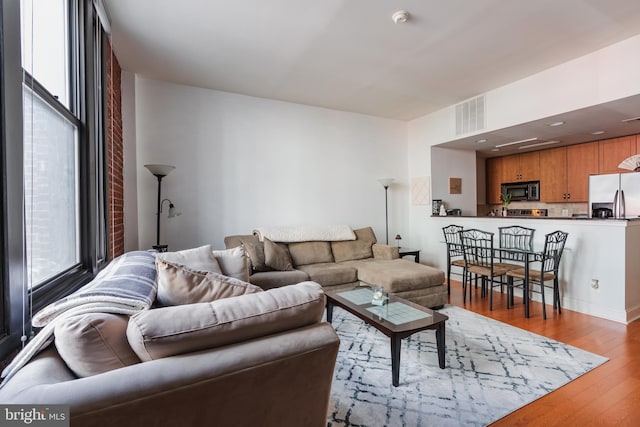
(297, 263, 358, 287)
(331, 227, 377, 262)
(156, 259, 262, 306)
(54, 313, 140, 377)
(264, 238, 294, 271)
(127, 281, 325, 361)
(288, 241, 334, 267)
(356, 259, 445, 293)
(224, 235, 271, 272)
(249, 270, 310, 290)
(156, 244, 222, 273)
(212, 246, 251, 281)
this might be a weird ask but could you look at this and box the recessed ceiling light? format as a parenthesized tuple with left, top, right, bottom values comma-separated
(621, 116, 640, 123)
(491, 148, 500, 152)
(592, 130, 605, 135)
(518, 140, 560, 149)
(476, 139, 487, 143)
(494, 137, 538, 148)
(549, 121, 565, 127)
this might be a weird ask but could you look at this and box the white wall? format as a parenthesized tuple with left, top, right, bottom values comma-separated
(132, 77, 409, 250)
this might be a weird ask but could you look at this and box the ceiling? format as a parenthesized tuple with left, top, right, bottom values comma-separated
(103, 0, 640, 154)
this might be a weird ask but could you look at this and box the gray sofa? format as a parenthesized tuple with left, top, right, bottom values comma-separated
(225, 227, 447, 309)
(0, 251, 340, 427)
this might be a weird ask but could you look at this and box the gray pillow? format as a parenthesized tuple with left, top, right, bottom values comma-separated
(212, 246, 251, 281)
(156, 259, 262, 306)
(264, 238, 294, 271)
(55, 313, 140, 377)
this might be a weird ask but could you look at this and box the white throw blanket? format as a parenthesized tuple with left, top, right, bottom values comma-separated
(253, 225, 356, 243)
(1, 251, 157, 387)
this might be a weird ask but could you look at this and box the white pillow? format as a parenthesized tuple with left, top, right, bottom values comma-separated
(157, 244, 222, 273)
(212, 246, 250, 282)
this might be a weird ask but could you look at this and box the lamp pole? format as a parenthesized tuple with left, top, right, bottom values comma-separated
(377, 178, 395, 245)
(154, 174, 163, 246)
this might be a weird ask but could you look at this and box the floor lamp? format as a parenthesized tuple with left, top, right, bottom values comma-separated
(145, 164, 176, 252)
(377, 178, 395, 244)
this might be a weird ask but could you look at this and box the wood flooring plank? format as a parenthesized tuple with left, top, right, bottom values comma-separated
(446, 279, 640, 426)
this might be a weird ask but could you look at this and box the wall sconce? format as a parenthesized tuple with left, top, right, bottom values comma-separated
(395, 234, 402, 247)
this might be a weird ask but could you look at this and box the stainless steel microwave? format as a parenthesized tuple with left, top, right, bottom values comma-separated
(501, 181, 540, 201)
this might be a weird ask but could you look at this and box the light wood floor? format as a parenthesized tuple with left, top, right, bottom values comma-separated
(447, 279, 640, 427)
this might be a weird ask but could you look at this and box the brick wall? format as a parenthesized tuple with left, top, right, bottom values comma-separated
(106, 40, 124, 260)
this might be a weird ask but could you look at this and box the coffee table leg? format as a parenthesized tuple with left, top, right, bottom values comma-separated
(326, 301, 334, 323)
(391, 335, 401, 387)
(436, 324, 446, 369)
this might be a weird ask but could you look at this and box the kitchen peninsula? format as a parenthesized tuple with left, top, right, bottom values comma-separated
(430, 214, 640, 324)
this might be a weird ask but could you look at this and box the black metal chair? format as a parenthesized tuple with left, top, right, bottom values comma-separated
(494, 225, 535, 291)
(460, 229, 512, 309)
(506, 230, 569, 319)
(442, 225, 465, 295)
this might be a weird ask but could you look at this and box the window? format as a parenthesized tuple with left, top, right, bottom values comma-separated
(0, 0, 109, 359)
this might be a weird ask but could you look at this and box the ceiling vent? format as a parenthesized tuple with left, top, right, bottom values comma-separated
(455, 95, 486, 135)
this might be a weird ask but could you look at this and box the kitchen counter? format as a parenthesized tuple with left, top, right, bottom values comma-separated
(423, 215, 640, 323)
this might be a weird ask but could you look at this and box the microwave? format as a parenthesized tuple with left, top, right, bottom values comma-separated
(501, 181, 540, 201)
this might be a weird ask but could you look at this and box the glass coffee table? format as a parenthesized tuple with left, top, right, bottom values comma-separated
(325, 287, 448, 387)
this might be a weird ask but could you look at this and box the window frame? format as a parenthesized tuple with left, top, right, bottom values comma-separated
(0, 0, 108, 359)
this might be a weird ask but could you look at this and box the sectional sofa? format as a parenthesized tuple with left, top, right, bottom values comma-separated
(0, 250, 339, 427)
(225, 226, 447, 309)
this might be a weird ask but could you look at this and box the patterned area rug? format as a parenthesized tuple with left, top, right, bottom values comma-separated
(327, 305, 608, 427)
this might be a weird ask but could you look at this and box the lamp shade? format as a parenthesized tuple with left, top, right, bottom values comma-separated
(145, 164, 175, 177)
(377, 178, 395, 188)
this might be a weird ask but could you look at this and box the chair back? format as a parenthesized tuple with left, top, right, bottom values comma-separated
(498, 225, 535, 262)
(540, 230, 569, 274)
(442, 225, 464, 257)
(460, 229, 495, 269)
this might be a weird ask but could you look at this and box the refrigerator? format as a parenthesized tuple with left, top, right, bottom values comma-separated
(588, 173, 640, 219)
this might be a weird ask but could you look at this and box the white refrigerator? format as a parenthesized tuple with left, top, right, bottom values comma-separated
(588, 173, 640, 218)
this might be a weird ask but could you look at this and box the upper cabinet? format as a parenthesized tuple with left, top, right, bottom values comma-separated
(567, 142, 599, 201)
(502, 152, 540, 182)
(598, 135, 637, 174)
(539, 147, 567, 203)
(486, 157, 504, 204)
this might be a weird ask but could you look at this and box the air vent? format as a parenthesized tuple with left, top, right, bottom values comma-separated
(455, 95, 486, 135)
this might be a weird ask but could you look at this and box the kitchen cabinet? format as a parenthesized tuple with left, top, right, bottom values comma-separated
(502, 152, 540, 182)
(486, 157, 503, 204)
(539, 148, 566, 202)
(566, 142, 599, 201)
(539, 142, 598, 202)
(599, 135, 636, 174)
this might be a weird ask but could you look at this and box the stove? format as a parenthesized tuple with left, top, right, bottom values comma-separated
(506, 208, 548, 217)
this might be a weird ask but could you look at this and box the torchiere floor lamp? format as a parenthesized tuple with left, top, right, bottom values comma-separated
(145, 164, 178, 252)
(377, 178, 395, 244)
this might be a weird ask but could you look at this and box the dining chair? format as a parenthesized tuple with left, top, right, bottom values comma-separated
(442, 225, 465, 295)
(460, 229, 512, 308)
(494, 225, 535, 291)
(506, 230, 569, 319)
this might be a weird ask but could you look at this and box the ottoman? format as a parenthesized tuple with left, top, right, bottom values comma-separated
(355, 259, 447, 309)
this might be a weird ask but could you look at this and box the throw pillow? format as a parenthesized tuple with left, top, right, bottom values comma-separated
(263, 237, 294, 271)
(156, 244, 222, 273)
(54, 313, 140, 377)
(211, 246, 251, 282)
(156, 259, 262, 306)
(127, 281, 325, 361)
